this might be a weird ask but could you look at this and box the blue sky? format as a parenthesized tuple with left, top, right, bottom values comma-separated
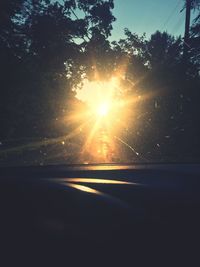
(110, 0, 186, 40)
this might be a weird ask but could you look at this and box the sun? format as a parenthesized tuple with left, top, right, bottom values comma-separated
(96, 102, 110, 117)
(63, 73, 152, 163)
(67, 75, 146, 163)
(75, 77, 118, 120)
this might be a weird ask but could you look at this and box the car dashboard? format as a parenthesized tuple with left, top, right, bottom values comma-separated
(0, 163, 200, 266)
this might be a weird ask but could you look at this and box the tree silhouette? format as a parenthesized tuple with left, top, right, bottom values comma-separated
(0, 0, 115, 139)
(0, 0, 200, 163)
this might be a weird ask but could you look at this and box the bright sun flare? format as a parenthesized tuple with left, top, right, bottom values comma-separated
(96, 102, 110, 117)
(75, 77, 118, 120)
(69, 76, 145, 162)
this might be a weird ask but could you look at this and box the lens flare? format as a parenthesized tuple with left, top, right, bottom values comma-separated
(71, 77, 130, 162)
(96, 102, 110, 117)
(66, 74, 151, 163)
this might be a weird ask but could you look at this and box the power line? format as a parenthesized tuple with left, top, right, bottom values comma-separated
(161, 0, 183, 31)
(171, 13, 185, 35)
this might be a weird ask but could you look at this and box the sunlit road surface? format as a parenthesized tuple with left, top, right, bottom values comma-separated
(0, 130, 145, 165)
(81, 127, 140, 164)
(81, 127, 116, 163)
(0, 130, 139, 166)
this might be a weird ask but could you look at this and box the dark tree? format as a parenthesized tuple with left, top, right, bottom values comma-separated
(0, 0, 115, 139)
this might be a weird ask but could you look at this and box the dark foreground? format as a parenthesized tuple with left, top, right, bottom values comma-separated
(0, 163, 200, 266)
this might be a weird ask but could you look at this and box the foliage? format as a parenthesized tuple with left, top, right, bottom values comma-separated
(0, 0, 200, 162)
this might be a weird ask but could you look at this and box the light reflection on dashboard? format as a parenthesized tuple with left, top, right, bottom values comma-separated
(64, 182, 102, 195)
(58, 178, 136, 185)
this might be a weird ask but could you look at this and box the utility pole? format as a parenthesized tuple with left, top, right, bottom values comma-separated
(183, 0, 192, 63)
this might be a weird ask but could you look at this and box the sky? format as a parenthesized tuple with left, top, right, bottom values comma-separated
(110, 0, 187, 40)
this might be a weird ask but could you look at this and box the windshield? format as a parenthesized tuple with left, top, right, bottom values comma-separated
(0, 0, 200, 166)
